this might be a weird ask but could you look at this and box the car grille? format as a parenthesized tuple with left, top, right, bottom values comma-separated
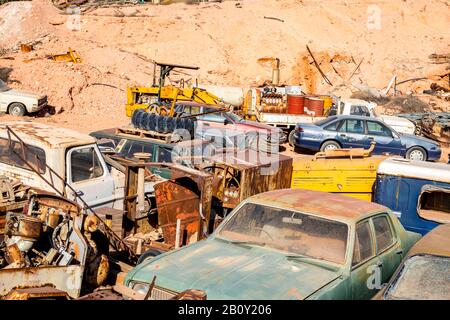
(148, 286, 178, 300)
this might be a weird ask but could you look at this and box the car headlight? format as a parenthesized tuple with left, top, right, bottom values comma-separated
(128, 281, 150, 295)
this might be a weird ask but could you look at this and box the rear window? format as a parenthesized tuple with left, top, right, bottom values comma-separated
(385, 255, 450, 300)
(0, 137, 46, 174)
(315, 116, 337, 126)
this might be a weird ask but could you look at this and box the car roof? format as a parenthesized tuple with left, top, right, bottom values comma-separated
(406, 224, 450, 258)
(0, 121, 95, 149)
(333, 114, 379, 121)
(377, 158, 450, 183)
(247, 189, 388, 223)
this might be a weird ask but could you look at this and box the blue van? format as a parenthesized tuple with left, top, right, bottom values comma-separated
(374, 158, 450, 235)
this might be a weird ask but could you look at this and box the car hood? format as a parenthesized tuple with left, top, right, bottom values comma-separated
(127, 238, 342, 300)
(400, 133, 439, 146)
(1, 88, 44, 99)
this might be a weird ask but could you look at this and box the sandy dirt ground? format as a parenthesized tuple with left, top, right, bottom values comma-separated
(0, 0, 449, 161)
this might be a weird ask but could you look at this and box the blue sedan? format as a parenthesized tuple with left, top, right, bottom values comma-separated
(293, 115, 441, 161)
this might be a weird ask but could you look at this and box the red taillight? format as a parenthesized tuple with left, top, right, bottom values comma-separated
(295, 127, 304, 133)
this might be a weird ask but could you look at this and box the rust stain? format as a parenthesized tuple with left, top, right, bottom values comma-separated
(250, 189, 387, 221)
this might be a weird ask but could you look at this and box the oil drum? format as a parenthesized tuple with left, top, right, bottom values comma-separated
(318, 95, 333, 114)
(305, 97, 324, 116)
(287, 94, 305, 114)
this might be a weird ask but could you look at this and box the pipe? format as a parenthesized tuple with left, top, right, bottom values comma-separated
(137, 167, 145, 213)
(175, 219, 181, 249)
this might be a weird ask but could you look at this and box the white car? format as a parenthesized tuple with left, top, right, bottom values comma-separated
(0, 79, 47, 116)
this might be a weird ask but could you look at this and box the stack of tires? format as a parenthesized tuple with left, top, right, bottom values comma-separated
(131, 109, 196, 141)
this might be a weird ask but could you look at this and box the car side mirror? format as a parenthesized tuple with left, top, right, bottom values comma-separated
(223, 119, 229, 125)
(392, 132, 400, 139)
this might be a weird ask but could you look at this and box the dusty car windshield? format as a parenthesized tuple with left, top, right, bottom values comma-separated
(385, 255, 450, 300)
(226, 112, 243, 122)
(218, 203, 349, 265)
(0, 79, 11, 92)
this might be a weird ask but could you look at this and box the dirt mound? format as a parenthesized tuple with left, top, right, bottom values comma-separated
(0, 0, 449, 133)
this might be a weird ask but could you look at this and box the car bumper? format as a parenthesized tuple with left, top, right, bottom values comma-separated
(30, 101, 47, 113)
(427, 148, 442, 161)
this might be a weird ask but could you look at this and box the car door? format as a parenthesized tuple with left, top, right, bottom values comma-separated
(364, 120, 402, 155)
(337, 119, 366, 149)
(371, 214, 403, 285)
(66, 145, 116, 209)
(350, 219, 380, 300)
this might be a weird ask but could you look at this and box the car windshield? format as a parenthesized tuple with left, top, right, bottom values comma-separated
(315, 116, 337, 126)
(217, 202, 349, 265)
(385, 255, 450, 300)
(226, 112, 243, 122)
(0, 79, 11, 92)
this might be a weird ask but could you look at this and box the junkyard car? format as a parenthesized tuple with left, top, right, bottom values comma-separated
(174, 101, 287, 150)
(0, 79, 48, 116)
(293, 115, 441, 161)
(124, 189, 420, 300)
(373, 223, 450, 300)
(375, 158, 450, 235)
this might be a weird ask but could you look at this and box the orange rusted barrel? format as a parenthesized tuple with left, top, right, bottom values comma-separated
(287, 94, 305, 114)
(305, 97, 324, 116)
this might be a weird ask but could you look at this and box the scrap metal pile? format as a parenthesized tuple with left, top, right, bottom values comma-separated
(0, 189, 110, 298)
(399, 112, 450, 145)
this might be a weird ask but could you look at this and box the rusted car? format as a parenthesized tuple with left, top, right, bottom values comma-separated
(124, 189, 420, 300)
(373, 223, 450, 300)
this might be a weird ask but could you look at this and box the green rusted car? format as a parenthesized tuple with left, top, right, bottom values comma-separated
(124, 189, 421, 300)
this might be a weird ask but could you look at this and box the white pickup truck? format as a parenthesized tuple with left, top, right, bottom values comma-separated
(0, 80, 48, 116)
(245, 91, 417, 145)
(0, 121, 156, 210)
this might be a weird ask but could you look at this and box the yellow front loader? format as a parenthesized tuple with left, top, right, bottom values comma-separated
(125, 62, 222, 117)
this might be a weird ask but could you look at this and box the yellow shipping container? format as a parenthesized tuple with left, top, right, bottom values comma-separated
(291, 151, 388, 201)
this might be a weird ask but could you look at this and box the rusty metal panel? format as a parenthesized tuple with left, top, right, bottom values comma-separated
(155, 180, 201, 247)
(0, 265, 83, 299)
(240, 155, 293, 203)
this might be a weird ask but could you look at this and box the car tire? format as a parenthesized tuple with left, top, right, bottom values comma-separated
(320, 140, 341, 152)
(288, 130, 296, 147)
(8, 103, 27, 117)
(406, 146, 427, 161)
(136, 249, 164, 265)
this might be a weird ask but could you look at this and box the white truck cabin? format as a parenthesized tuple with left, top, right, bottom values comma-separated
(0, 121, 125, 209)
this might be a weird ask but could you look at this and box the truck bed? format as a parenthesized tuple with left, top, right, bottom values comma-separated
(255, 107, 325, 126)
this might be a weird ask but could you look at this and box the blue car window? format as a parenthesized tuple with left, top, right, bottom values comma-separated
(324, 120, 341, 131)
(367, 121, 391, 137)
(340, 119, 364, 134)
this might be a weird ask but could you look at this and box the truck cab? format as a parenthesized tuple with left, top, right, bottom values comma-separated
(0, 122, 145, 210)
(332, 98, 417, 135)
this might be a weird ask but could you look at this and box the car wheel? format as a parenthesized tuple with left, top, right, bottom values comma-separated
(288, 130, 296, 147)
(406, 147, 427, 161)
(320, 140, 340, 152)
(136, 249, 164, 265)
(8, 103, 26, 117)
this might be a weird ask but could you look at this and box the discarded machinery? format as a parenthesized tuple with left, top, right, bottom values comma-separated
(0, 192, 109, 298)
